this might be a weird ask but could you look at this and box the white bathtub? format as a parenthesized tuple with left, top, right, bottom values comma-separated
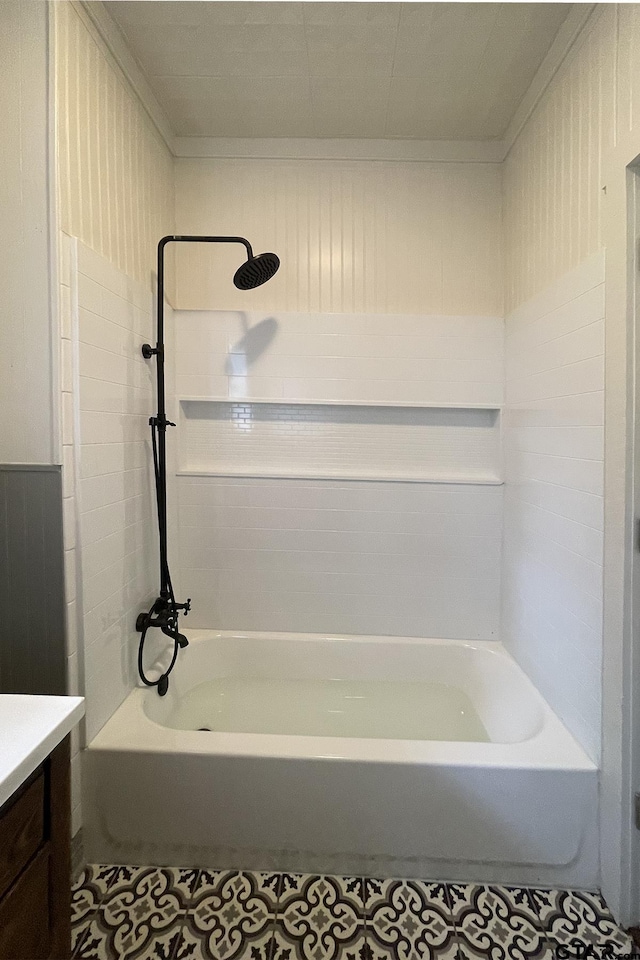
(83, 630, 598, 888)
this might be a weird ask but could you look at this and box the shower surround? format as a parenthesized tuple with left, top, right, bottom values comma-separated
(171, 307, 504, 641)
(59, 159, 603, 892)
(66, 239, 602, 890)
(80, 280, 600, 889)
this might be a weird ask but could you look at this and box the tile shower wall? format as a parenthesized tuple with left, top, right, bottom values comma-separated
(501, 252, 605, 761)
(175, 311, 503, 406)
(178, 478, 502, 639)
(179, 403, 501, 484)
(55, 0, 175, 832)
(62, 238, 160, 792)
(175, 310, 503, 639)
(501, 3, 639, 909)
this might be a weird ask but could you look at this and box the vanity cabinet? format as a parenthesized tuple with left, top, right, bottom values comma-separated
(0, 737, 71, 960)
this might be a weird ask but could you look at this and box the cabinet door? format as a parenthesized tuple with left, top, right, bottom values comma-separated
(0, 772, 45, 900)
(0, 849, 51, 960)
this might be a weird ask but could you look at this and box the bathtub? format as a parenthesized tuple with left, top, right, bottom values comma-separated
(83, 630, 598, 888)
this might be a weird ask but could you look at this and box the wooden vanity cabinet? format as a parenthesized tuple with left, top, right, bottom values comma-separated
(0, 737, 71, 960)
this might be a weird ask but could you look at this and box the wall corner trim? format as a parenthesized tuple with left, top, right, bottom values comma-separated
(503, 3, 598, 156)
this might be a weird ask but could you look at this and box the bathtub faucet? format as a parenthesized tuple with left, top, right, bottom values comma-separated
(136, 595, 190, 696)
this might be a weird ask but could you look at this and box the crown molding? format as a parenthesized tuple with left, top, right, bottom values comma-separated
(74, 0, 174, 151)
(503, 3, 597, 156)
(172, 137, 506, 163)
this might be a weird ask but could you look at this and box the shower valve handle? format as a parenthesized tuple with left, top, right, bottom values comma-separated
(174, 598, 191, 616)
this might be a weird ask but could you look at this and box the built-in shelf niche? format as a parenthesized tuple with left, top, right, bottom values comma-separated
(178, 398, 502, 484)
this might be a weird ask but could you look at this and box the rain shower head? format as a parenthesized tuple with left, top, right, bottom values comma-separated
(233, 251, 280, 290)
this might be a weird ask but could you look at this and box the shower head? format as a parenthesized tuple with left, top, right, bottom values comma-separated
(233, 252, 280, 290)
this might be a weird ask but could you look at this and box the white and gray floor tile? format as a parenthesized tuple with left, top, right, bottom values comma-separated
(71, 866, 639, 960)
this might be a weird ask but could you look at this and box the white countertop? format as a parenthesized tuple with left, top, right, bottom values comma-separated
(0, 695, 85, 808)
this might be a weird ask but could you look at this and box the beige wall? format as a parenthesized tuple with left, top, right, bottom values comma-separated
(54, 1, 174, 287)
(0, 0, 54, 463)
(503, 6, 616, 312)
(174, 157, 503, 317)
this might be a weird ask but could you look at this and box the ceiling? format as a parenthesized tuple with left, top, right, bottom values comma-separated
(104, 1, 574, 141)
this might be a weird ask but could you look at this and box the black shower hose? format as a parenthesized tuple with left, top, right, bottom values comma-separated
(137, 417, 186, 697)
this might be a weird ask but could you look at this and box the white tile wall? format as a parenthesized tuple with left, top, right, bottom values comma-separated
(501, 251, 605, 761)
(67, 241, 159, 747)
(175, 309, 504, 406)
(179, 402, 501, 483)
(178, 477, 503, 639)
(54, 0, 175, 842)
(174, 308, 504, 638)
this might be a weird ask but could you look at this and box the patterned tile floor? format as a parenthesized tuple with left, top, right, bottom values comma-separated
(71, 865, 639, 960)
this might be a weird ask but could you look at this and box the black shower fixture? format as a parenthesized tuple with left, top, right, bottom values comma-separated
(136, 235, 280, 696)
(234, 250, 280, 290)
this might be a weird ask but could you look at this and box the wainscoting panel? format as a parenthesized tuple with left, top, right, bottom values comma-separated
(0, 465, 66, 695)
